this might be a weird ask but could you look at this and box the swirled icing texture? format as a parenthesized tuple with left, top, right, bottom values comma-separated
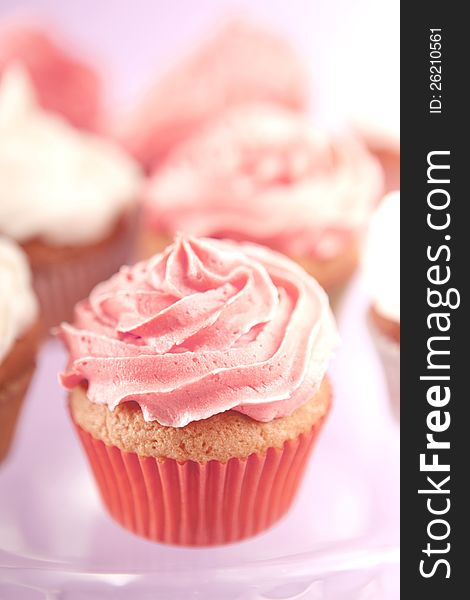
(58, 235, 338, 427)
(0, 65, 142, 246)
(0, 236, 38, 362)
(144, 103, 383, 259)
(363, 191, 400, 322)
(120, 20, 308, 170)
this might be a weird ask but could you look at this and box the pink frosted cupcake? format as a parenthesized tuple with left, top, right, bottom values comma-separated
(0, 23, 102, 131)
(119, 20, 309, 171)
(363, 191, 400, 417)
(141, 103, 383, 299)
(58, 234, 338, 545)
(0, 65, 142, 330)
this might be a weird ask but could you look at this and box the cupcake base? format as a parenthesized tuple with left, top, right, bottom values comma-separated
(73, 419, 325, 545)
(0, 322, 40, 464)
(69, 379, 331, 545)
(293, 236, 360, 311)
(138, 230, 172, 262)
(0, 367, 35, 463)
(22, 209, 138, 332)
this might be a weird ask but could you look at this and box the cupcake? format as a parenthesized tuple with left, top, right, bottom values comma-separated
(0, 65, 142, 330)
(363, 191, 400, 417)
(0, 23, 102, 131)
(141, 103, 383, 300)
(351, 108, 400, 195)
(356, 126, 400, 195)
(0, 237, 40, 464)
(119, 20, 308, 172)
(58, 234, 338, 545)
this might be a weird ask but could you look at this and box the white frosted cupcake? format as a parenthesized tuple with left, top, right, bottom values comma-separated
(0, 65, 143, 329)
(0, 237, 40, 463)
(354, 121, 400, 195)
(363, 191, 400, 417)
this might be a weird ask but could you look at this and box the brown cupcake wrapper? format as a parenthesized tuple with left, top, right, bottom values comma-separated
(31, 225, 135, 331)
(72, 414, 327, 546)
(0, 367, 35, 464)
(368, 315, 400, 419)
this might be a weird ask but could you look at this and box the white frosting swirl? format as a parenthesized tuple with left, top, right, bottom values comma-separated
(363, 191, 400, 322)
(0, 65, 142, 246)
(0, 236, 38, 362)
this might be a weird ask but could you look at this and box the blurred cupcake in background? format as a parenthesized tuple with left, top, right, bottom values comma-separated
(355, 125, 399, 195)
(0, 237, 40, 464)
(363, 191, 400, 418)
(119, 20, 309, 172)
(58, 234, 338, 545)
(350, 105, 400, 195)
(141, 103, 383, 302)
(0, 65, 142, 330)
(0, 22, 103, 131)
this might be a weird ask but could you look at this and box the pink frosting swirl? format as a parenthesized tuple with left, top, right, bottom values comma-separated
(58, 235, 338, 427)
(144, 103, 383, 259)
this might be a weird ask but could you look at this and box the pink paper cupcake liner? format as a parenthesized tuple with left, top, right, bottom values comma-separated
(72, 415, 327, 546)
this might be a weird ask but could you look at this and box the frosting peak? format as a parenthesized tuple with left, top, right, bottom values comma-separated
(0, 65, 142, 246)
(59, 235, 338, 427)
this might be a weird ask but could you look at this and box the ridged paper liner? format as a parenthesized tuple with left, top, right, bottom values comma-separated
(31, 217, 136, 331)
(368, 316, 400, 419)
(72, 415, 327, 546)
(0, 368, 35, 464)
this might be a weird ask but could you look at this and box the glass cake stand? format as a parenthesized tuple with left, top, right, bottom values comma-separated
(0, 275, 399, 599)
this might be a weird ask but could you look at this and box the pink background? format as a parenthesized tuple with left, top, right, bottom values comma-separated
(0, 0, 400, 133)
